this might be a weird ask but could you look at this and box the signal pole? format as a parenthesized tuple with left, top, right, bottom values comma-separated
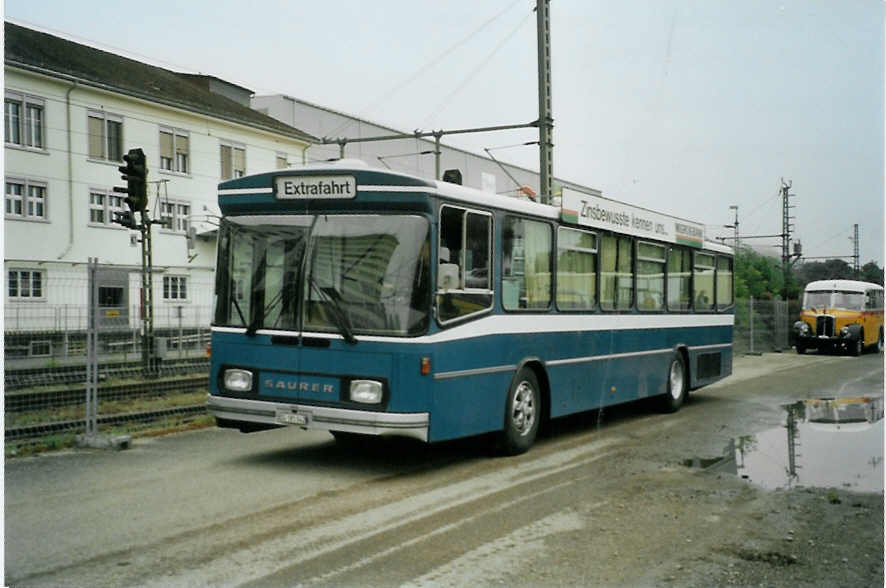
(113, 147, 162, 373)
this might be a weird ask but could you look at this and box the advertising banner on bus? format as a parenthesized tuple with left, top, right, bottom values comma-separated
(560, 186, 705, 248)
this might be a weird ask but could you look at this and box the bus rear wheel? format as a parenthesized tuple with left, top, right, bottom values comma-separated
(658, 353, 687, 413)
(498, 368, 540, 456)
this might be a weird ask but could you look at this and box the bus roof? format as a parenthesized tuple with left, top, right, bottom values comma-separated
(804, 279, 884, 293)
(219, 161, 731, 254)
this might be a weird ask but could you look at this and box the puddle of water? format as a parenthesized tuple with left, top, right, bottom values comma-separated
(687, 397, 884, 493)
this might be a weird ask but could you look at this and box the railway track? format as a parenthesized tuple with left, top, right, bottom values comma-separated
(5, 357, 209, 390)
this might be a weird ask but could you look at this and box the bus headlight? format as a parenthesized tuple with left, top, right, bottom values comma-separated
(799, 323, 810, 335)
(224, 369, 254, 392)
(350, 380, 383, 404)
(840, 326, 850, 337)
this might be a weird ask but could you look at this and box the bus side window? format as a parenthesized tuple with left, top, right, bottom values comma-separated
(437, 205, 493, 323)
(503, 216, 552, 310)
(693, 252, 715, 311)
(667, 246, 692, 311)
(716, 255, 733, 310)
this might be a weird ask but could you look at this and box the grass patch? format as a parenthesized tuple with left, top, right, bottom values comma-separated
(6, 390, 208, 428)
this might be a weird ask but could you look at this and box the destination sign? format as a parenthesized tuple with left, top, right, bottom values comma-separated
(560, 186, 705, 248)
(275, 175, 357, 200)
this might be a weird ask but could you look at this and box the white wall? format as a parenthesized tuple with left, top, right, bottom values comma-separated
(5, 68, 309, 335)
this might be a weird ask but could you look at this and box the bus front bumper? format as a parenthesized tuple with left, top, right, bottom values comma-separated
(207, 395, 429, 442)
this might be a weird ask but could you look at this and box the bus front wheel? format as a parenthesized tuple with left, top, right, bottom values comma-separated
(499, 368, 540, 456)
(659, 353, 687, 413)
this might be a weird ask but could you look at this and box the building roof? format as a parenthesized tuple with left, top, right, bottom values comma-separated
(4, 22, 317, 143)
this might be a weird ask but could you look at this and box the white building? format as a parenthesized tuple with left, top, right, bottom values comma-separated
(4, 22, 314, 355)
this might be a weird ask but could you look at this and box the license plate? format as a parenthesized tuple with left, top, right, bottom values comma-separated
(276, 411, 308, 426)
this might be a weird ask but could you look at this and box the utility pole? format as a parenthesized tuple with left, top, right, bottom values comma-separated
(780, 179, 800, 300)
(724, 205, 739, 251)
(536, 0, 554, 204)
(852, 223, 860, 277)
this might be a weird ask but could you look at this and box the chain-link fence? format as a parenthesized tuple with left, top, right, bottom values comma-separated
(734, 297, 793, 355)
(5, 262, 214, 455)
(5, 264, 215, 361)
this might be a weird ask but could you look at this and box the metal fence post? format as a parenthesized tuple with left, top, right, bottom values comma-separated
(85, 258, 98, 438)
(749, 296, 755, 355)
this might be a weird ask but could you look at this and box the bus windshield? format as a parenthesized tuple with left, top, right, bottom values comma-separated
(803, 290, 865, 311)
(214, 214, 431, 337)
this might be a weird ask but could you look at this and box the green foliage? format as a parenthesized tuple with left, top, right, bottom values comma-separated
(735, 251, 885, 301)
(860, 261, 884, 285)
(734, 249, 785, 300)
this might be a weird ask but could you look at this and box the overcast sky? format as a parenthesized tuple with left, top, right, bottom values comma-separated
(6, 0, 884, 264)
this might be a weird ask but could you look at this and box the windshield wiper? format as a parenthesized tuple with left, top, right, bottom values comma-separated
(231, 295, 248, 328)
(307, 277, 358, 345)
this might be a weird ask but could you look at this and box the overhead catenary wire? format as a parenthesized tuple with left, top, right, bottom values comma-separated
(323, 0, 526, 139)
(420, 8, 534, 129)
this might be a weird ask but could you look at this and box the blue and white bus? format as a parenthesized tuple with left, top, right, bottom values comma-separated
(207, 161, 733, 454)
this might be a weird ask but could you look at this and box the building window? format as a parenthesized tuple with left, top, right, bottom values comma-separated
(220, 142, 246, 180)
(276, 153, 289, 169)
(88, 189, 126, 226)
(5, 92, 45, 149)
(5, 179, 47, 220)
(163, 275, 187, 300)
(160, 200, 191, 233)
(160, 128, 189, 173)
(8, 269, 44, 299)
(88, 110, 123, 161)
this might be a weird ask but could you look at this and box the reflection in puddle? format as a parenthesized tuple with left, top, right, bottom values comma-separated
(688, 397, 884, 493)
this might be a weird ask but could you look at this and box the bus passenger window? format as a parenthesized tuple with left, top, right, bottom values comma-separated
(600, 234, 633, 311)
(716, 256, 733, 310)
(694, 253, 715, 311)
(667, 247, 691, 311)
(556, 228, 596, 310)
(637, 242, 665, 311)
(503, 216, 551, 310)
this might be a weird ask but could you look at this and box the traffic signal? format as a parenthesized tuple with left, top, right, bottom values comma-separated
(113, 148, 148, 212)
(112, 209, 136, 229)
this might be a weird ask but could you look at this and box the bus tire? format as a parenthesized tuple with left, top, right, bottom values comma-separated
(659, 353, 687, 413)
(850, 331, 864, 357)
(878, 329, 884, 354)
(499, 368, 540, 456)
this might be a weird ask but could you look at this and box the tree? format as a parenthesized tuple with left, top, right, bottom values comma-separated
(734, 249, 784, 299)
(860, 261, 884, 285)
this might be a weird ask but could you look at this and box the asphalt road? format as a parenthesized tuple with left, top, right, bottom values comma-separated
(5, 351, 883, 587)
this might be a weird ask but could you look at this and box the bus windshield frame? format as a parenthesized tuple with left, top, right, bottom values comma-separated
(213, 213, 431, 338)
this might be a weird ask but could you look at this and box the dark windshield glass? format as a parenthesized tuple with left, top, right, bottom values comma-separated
(214, 215, 430, 337)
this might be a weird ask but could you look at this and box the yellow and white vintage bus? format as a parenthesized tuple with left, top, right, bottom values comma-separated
(794, 279, 884, 355)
